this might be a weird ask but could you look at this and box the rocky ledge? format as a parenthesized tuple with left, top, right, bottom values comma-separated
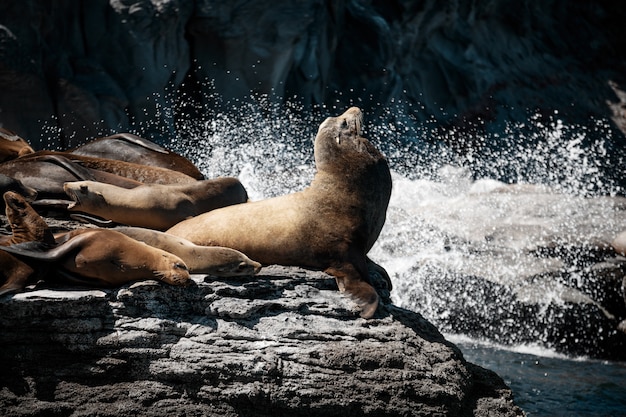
(0, 265, 523, 417)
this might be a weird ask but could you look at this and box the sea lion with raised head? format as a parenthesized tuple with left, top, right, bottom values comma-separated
(70, 133, 205, 180)
(63, 177, 248, 230)
(0, 229, 191, 288)
(112, 226, 261, 276)
(167, 107, 392, 318)
(0, 191, 55, 246)
(0, 128, 34, 162)
(0, 191, 53, 295)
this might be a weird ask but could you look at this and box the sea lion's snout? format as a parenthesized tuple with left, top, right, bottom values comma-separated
(166, 261, 191, 286)
(63, 184, 81, 208)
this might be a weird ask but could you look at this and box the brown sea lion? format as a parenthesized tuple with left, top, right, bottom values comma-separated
(0, 128, 34, 162)
(112, 226, 261, 276)
(63, 177, 248, 230)
(0, 191, 55, 246)
(70, 133, 204, 180)
(167, 107, 393, 318)
(0, 229, 191, 288)
(0, 154, 142, 199)
(0, 251, 35, 296)
(18, 151, 197, 185)
(0, 191, 52, 296)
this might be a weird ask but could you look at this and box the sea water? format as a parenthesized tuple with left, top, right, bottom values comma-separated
(168, 99, 626, 416)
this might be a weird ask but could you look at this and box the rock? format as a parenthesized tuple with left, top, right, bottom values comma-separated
(0, 265, 523, 417)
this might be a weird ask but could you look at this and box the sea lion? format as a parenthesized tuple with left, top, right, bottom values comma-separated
(167, 107, 393, 318)
(0, 229, 191, 288)
(0, 191, 55, 246)
(112, 226, 261, 276)
(18, 151, 197, 185)
(0, 154, 142, 199)
(63, 177, 248, 230)
(70, 133, 205, 180)
(0, 191, 53, 296)
(0, 128, 34, 162)
(0, 251, 35, 296)
(0, 174, 37, 206)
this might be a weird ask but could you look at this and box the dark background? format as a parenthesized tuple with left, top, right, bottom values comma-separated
(1, 0, 625, 164)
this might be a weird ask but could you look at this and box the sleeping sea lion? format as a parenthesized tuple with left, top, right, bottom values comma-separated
(70, 133, 204, 180)
(63, 177, 248, 230)
(167, 107, 392, 318)
(0, 229, 191, 288)
(112, 226, 261, 276)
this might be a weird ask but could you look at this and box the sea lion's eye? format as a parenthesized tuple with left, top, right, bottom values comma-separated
(341, 120, 348, 129)
(80, 185, 88, 193)
(175, 262, 188, 271)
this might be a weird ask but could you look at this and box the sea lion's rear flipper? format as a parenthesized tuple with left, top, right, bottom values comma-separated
(325, 264, 380, 319)
(38, 155, 97, 181)
(112, 133, 169, 154)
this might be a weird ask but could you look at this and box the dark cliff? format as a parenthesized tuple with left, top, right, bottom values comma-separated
(0, 0, 625, 152)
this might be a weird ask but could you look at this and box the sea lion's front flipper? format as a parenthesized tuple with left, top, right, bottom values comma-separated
(0, 234, 91, 262)
(325, 263, 380, 319)
(366, 257, 393, 291)
(69, 213, 117, 227)
(38, 155, 97, 181)
(30, 199, 73, 210)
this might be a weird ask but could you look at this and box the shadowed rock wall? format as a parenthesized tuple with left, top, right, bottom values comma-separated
(0, 0, 625, 150)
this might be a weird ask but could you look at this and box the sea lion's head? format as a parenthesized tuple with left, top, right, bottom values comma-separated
(155, 252, 192, 286)
(3, 190, 55, 244)
(313, 107, 383, 176)
(64, 181, 106, 210)
(3, 191, 30, 223)
(205, 247, 262, 277)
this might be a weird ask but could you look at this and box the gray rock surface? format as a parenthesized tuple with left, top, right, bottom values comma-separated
(0, 265, 523, 416)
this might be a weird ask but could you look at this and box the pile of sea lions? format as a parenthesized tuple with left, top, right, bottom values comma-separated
(0, 107, 392, 318)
